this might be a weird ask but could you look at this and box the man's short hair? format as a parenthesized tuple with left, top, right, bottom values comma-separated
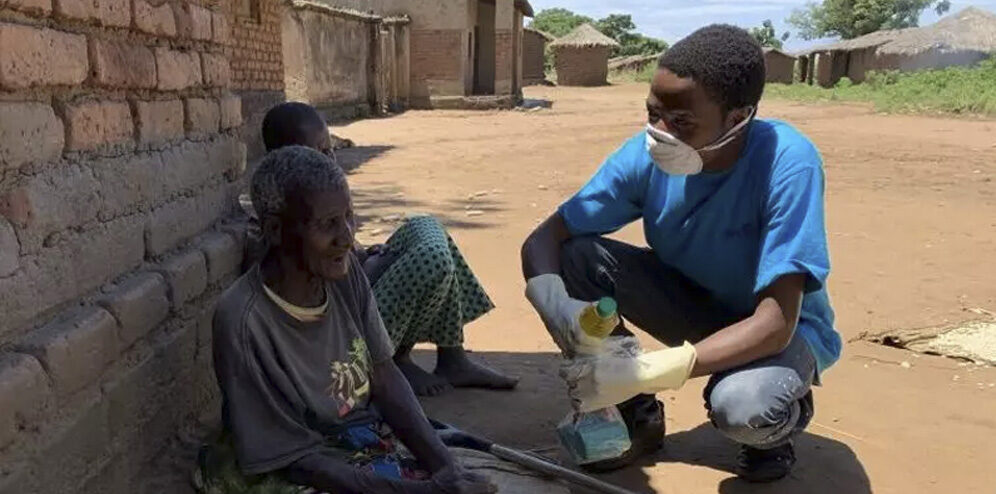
(658, 24, 766, 112)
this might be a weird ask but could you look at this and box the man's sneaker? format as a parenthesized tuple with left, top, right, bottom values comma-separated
(581, 394, 665, 473)
(737, 441, 796, 482)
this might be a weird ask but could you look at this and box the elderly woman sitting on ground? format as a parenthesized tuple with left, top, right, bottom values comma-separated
(207, 145, 496, 494)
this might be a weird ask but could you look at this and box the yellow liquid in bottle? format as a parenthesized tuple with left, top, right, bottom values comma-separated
(578, 297, 619, 340)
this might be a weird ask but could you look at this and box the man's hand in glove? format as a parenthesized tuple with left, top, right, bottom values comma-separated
(525, 274, 606, 357)
(560, 342, 697, 412)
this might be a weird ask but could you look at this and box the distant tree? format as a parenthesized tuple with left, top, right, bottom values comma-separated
(529, 8, 593, 38)
(787, 0, 951, 40)
(596, 14, 637, 41)
(749, 19, 787, 49)
(595, 13, 669, 57)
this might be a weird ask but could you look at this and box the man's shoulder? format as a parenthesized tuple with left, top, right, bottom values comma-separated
(749, 119, 823, 179)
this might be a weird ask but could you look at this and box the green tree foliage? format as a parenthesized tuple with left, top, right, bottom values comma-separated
(531, 8, 669, 71)
(787, 0, 951, 40)
(596, 14, 669, 57)
(749, 19, 789, 49)
(530, 8, 593, 38)
(596, 14, 636, 41)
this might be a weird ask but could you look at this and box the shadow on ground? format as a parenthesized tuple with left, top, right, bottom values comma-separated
(351, 184, 508, 232)
(412, 350, 871, 494)
(336, 144, 394, 172)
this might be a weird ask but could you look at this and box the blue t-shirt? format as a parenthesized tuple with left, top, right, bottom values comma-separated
(558, 119, 841, 372)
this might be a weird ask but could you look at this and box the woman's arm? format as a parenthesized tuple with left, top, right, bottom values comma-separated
(370, 358, 454, 474)
(284, 453, 435, 494)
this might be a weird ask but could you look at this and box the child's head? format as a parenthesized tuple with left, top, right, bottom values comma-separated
(261, 102, 334, 158)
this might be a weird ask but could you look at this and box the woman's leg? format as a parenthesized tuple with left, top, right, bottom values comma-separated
(372, 216, 516, 395)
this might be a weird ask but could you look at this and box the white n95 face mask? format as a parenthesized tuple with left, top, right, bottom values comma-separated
(644, 107, 755, 175)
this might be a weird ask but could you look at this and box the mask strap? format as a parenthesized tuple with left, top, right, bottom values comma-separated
(697, 107, 756, 152)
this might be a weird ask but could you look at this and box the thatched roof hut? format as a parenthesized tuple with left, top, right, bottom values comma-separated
(550, 24, 619, 86)
(875, 6, 996, 70)
(763, 47, 796, 84)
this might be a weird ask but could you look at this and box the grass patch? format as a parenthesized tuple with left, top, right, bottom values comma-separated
(608, 63, 657, 84)
(765, 56, 996, 117)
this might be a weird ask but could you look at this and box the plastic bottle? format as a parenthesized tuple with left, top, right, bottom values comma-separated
(558, 297, 632, 465)
(577, 297, 620, 342)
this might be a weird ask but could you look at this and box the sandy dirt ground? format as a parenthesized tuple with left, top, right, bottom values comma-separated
(331, 83, 996, 494)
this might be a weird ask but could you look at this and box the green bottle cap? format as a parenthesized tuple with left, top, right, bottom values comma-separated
(595, 297, 617, 319)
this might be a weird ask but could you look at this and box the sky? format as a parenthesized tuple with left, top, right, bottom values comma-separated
(526, 0, 996, 51)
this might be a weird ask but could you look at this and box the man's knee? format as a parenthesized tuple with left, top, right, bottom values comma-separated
(707, 370, 810, 447)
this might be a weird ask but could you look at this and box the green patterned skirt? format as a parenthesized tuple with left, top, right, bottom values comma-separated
(372, 215, 494, 350)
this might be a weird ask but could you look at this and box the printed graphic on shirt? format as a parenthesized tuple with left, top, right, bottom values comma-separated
(327, 338, 372, 417)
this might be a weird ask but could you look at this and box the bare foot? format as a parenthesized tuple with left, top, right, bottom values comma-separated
(395, 354, 452, 396)
(434, 347, 519, 390)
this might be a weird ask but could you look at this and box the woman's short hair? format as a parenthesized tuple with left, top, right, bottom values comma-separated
(250, 145, 347, 223)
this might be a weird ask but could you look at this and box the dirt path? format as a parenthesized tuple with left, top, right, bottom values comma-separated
(334, 84, 996, 494)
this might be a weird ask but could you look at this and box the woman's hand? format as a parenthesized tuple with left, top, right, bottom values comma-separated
(432, 464, 497, 494)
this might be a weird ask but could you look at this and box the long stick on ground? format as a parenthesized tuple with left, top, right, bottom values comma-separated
(430, 419, 639, 494)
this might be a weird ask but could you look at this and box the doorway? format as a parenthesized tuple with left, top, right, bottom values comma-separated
(473, 0, 495, 95)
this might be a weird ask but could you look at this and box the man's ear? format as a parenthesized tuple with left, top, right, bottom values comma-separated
(726, 106, 755, 127)
(260, 213, 282, 247)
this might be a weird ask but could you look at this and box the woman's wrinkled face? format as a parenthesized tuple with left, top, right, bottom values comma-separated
(284, 186, 356, 280)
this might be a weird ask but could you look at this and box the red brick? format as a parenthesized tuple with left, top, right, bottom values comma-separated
(54, 0, 129, 27)
(158, 249, 207, 307)
(0, 24, 87, 89)
(201, 52, 231, 87)
(0, 102, 64, 173)
(133, 99, 183, 144)
(0, 354, 50, 448)
(0, 218, 18, 277)
(15, 307, 118, 398)
(64, 100, 134, 151)
(6, 0, 52, 15)
(212, 11, 230, 45)
(89, 38, 156, 89)
(96, 272, 169, 350)
(197, 231, 241, 283)
(184, 98, 220, 136)
(133, 0, 176, 37)
(155, 48, 201, 91)
(219, 94, 242, 129)
(144, 184, 230, 256)
(174, 3, 212, 40)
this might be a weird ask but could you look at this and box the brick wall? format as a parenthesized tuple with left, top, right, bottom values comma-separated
(228, 0, 284, 160)
(409, 28, 464, 105)
(522, 30, 546, 84)
(554, 46, 611, 86)
(0, 0, 247, 491)
(494, 28, 513, 95)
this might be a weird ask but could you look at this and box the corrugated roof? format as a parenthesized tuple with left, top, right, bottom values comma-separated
(549, 23, 620, 49)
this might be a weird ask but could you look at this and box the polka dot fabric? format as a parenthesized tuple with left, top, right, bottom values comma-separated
(372, 216, 494, 349)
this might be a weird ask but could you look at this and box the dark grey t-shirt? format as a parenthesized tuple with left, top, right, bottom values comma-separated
(212, 254, 395, 475)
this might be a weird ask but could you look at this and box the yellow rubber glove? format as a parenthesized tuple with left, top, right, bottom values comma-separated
(560, 342, 697, 412)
